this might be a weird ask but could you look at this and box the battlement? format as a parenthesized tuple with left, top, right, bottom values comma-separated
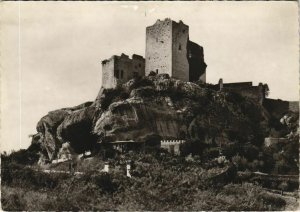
(160, 139, 186, 155)
(161, 139, 186, 144)
(150, 18, 186, 27)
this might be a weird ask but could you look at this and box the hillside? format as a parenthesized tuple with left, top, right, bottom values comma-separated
(32, 75, 268, 161)
(18, 74, 296, 173)
(1, 74, 299, 210)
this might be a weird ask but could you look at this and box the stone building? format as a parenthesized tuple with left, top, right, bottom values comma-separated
(145, 18, 207, 83)
(160, 139, 186, 155)
(263, 98, 299, 119)
(217, 78, 265, 104)
(101, 54, 145, 89)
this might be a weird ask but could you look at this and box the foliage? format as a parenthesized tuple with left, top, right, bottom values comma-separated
(100, 86, 127, 110)
(1, 153, 289, 211)
(1, 147, 39, 165)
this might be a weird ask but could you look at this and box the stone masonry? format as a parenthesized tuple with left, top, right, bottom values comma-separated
(102, 54, 145, 89)
(101, 18, 207, 88)
(145, 18, 206, 83)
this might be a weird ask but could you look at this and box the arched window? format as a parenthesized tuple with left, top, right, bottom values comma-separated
(156, 69, 158, 74)
(179, 44, 182, 51)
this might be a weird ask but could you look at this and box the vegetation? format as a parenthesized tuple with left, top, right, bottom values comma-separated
(2, 75, 298, 210)
(1, 152, 290, 211)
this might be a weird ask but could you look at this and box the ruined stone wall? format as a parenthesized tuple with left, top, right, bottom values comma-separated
(223, 85, 264, 103)
(114, 54, 133, 83)
(102, 54, 145, 88)
(160, 140, 186, 155)
(102, 57, 117, 89)
(263, 98, 298, 119)
(219, 81, 264, 104)
(145, 19, 173, 76)
(236, 86, 264, 102)
(172, 21, 189, 81)
(264, 137, 289, 148)
(188, 41, 207, 83)
(132, 54, 145, 79)
(288, 101, 299, 113)
(223, 82, 253, 89)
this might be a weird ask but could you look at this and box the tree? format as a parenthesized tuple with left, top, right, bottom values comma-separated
(259, 83, 269, 97)
(278, 181, 288, 195)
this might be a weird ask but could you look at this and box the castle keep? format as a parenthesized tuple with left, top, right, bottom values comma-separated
(99, 18, 298, 114)
(145, 18, 207, 83)
(101, 18, 207, 88)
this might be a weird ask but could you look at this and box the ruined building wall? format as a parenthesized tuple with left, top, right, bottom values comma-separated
(132, 54, 145, 79)
(172, 21, 189, 82)
(263, 99, 299, 119)
(218, 81, 265, 104)
(114, 54, 132, 82)
(223, 86, 264, 103)
(188, 41, 207, 83)
(102, 57, 117, 89)
(288, 101, 299, 113)
(102, 54, 145, 89)
(145, 19, 173, 76)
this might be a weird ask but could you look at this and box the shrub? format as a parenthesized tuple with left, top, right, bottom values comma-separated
(128, 77, 154, 90)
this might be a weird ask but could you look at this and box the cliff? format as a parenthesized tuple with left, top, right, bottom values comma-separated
(29, 74, 295, 163)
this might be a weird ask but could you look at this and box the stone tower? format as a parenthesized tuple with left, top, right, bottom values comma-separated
(145, 18, 189, 82)
(145, 18, 207, 83)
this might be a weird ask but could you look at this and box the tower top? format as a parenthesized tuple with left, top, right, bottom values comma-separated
(150, 18, 187, 28)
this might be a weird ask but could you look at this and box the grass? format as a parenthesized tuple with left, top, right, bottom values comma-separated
(1, 153, 289, 211)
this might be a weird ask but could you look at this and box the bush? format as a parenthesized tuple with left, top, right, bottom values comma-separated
(1, 162, 67, 189)
(1, 149, 39, 165)
(128, 77, 154, 90)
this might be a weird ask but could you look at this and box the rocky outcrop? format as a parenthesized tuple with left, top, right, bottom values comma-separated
(31, 74, 291, 163)
(33, 102, 93, 160)
(57, 106, 100, 153)
(35, 109, 71, 160)
(93, 97, 184, 143)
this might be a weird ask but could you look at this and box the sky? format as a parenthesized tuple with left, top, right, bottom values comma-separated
(0, 1, 299, 152)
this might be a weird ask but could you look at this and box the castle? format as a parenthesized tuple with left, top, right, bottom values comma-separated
(101, 18, 207, 88)
(100, 18, 299, 113)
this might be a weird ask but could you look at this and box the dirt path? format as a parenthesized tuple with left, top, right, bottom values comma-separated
(42, 169, 84, 175)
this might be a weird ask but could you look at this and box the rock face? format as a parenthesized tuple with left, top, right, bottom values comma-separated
(93, 97, 184, 143)
(31, 74, 291, 163)
(32, 102, 94, 160)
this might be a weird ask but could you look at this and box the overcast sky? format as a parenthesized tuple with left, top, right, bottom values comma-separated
(1, 1, 299, 152)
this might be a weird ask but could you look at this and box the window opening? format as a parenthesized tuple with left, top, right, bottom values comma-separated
(114, 69, 120, 79)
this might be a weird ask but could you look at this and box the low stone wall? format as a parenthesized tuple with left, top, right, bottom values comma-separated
(288, 101, 299, 113)
(264, 137, 289, 147)
(160, 140, 186, 155)
(263, 98, 298, 119)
